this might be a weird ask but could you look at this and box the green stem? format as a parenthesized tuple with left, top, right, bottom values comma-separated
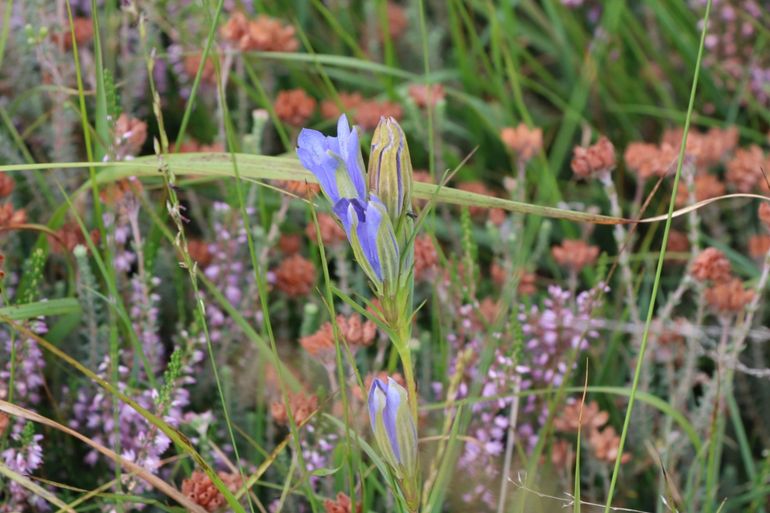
(398, 340, 419, 423)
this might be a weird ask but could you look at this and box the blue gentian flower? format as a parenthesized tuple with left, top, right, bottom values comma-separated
(333, 196, 398, 288)
(297, 114, 366, 205)
(297, 115, 401, 292)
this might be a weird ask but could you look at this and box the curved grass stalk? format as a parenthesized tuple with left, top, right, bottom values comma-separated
(1, 156, 766, 227)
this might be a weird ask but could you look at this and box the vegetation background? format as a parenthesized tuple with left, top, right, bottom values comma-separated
(1, 1, 770, 512)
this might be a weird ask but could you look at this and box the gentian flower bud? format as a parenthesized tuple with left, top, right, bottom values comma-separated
(368, 117, 413, 223)
(334, 197, 399, 292)
(296, 114, 409, 296)
(369, 377, 419, 510)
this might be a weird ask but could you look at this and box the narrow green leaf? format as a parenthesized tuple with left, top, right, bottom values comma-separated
(0, 298, 81, 320)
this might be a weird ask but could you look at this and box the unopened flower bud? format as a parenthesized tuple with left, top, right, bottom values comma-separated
(368, 117, 413, 223)
(369, 377, 419, 511)
(334, 197, 400, 293)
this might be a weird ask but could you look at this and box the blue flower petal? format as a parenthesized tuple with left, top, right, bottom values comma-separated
(359, 200, 383, 280)
(297, 128, 340, 204)
(336, 114, 367, 201)
(369, 377, 401, 463)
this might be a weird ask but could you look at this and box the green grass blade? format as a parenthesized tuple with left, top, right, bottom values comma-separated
(0, 298, 81, 320)
(601, 1, 712, 511)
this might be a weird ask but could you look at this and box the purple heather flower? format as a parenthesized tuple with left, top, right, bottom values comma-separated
(2, 422, 46, 511)
(1, 318, 47, 405)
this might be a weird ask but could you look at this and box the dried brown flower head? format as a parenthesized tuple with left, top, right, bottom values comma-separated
(517, 271, 537, 295)
(336, 313, 377, 348)
(325, 492, 362, 513)
(274, 254, 316, 297)
(275, 89, 316, 127)
(490, 263, 537, 295)
(749, 235, 770, 259)
(49, 222, 99, 255)
(220, 12, 249, 43)
(691, 248, 731, 283)
(408, 83, 445, 108)
(662, 127, 739, 169)
(301, 314, 377, 360)
(354, 100, 403, 130)
(726, 145, 765, 193)
(666, 230, 690, 255)
(300, 324, 334, 359)
(181, 470, 242, 512)
(478, 297, 500, 325)
(187, 239, 213, 268)
(271, 391, 318, 425)
(414, 235, 438, 282)
(278, 234, 302, 255)
(99, 179, 142, 208)
(490, 260, 506, 287)
(571, 137, 616, 179)
(306, 213, 346, 246)
(183, 53, 217, 84)
(624, 142, 677, 180)
(553, 400, 609, 434)
(53, 17, 94, 50)
(277, 179, 321, 200)
(171, 139, 225, 153)
(500, 124, 543, 162)
(550, 439, 575, 468)
(705, 278, 755, 314)
(551, 239, 600, 272)
(759, 203, 770, 229)
(0, 204, 26, 227)
(699, 127, 739, 167)
(0, 413, 8, 436)
(115, 114, 148, 156)
(413, 170, 434, 184)
(488, 207, 506, 225)
(675, 174, 725, 207)
(381, 3, 408, 40)
(703, 126, 740, 165)
(0, 174, 14, 197)
(235, 15, 298, 52)
(320, 92, 365, 120)
(589, 426, 631, 464)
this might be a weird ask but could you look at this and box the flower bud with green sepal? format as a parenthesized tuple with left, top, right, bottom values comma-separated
(368, 116, 413, 225)
(369, 377, 420, 512)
